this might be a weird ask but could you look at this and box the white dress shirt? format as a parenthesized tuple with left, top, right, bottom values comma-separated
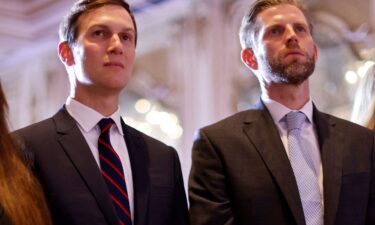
(65, 97, 134, 221)
(261, 94, 324, 203)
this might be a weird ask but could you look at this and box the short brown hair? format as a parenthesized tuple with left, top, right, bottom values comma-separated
(59, 0, 137, 46)
(239, 0, 312, 49)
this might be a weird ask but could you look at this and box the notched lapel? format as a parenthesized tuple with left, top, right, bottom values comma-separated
(53, 108, 119, 225)
(314, 109, 343, 225)
(242, 104, 306, 225)
(122, 120, 149, 225)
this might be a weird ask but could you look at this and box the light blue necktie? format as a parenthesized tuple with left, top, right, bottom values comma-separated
(286, 112, 323, 225)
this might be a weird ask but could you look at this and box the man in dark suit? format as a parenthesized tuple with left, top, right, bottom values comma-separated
(15, 1, 189, 225)
(189, 0, 375, 225)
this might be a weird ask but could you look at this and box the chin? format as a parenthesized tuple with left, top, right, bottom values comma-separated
(285, 74, 311, 85)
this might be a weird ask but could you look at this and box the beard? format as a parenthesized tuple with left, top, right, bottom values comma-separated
(263, 46, 316, 85)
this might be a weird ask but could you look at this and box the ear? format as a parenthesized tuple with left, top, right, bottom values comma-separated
(241, 48, 258, 70)
(58, 41, 75, 66)
(313, 44, 318, 62)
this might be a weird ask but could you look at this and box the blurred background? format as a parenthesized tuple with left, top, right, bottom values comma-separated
(1, 0, 375, 185)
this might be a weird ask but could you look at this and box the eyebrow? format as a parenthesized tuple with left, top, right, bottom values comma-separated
(88, 24, 135, 34)
(263, 22, 309, 31)
(293, 22, 309, 27)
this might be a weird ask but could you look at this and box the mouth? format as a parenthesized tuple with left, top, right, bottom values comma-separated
(284, 51, 305, 57)
(103, 62, 124, 69)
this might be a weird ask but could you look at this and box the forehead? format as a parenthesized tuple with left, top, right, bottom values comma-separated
(255, 4, 308, 28)
(77, 5, 134, 32)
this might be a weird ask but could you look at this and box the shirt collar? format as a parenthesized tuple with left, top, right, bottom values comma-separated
(261, 94, 313, 124)
(65, 97, 124, 135)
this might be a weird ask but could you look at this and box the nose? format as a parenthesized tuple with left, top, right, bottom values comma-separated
(285, 26, 298, 45)
(108, 34, 123, 55)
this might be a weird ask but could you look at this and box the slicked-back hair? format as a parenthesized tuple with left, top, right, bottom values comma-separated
(239, 0, 312, 49)
(59, 0, 137, 47)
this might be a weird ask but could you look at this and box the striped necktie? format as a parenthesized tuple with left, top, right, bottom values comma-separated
(98, 118, 132, 225)
(286, 112, 323, 225)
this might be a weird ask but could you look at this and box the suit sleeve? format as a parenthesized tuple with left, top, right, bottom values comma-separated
(189, 129, 234, 225)
(171, 147, 190, 225)
(366, 133, 375, 224)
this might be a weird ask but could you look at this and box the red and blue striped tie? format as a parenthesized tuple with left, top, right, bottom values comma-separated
(98, 118, 132, 225)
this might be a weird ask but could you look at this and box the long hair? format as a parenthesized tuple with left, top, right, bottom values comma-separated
(351, 63, 375, 130)
(0, 84, 52, 225)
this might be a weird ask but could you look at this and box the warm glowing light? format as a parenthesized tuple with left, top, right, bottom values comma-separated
(146, 110, 160, 124)
(135, 99, 151, 114)
(159, 112, 172, 124)
(345, 71, 358, 84)
(126, 100, 183, 142)
(122, 116, 135, 126)
(169, 113, 179, 124)
(160, 120, 176, 133)
(357, 61, 375, 78)
(169, 125, 183, 139)
(357, 66, 367, 78)
(365, 60, 375, 68)
(137, 122, 152, 135)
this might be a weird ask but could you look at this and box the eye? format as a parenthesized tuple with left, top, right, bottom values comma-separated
(120, 33, 133, 42)
(295, 25, 308, 34)
(121, 34, 129, 41)
(267, 27, 283, 36)
(92, 30, 107, 37)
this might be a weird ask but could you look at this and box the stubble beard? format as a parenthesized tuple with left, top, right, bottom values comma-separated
(264, 48, 316, 85)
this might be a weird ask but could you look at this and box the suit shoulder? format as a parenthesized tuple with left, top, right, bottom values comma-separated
(14, 117, 55, 139)
(319, 112, 373, 135)
(200, 109, 258, 133)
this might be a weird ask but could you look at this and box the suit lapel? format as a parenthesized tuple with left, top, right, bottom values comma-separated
(53, 108, 119, 225)
(313, 108, 343, 225)
(122, 120, 149, 225)
(242, 101, 306, 225)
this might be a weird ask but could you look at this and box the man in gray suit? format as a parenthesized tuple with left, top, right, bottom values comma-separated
(189, 0, 375, 225)
(15, 1, 189, 225)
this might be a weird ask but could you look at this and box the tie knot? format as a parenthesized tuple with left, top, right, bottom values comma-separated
(286, 111, 306, 131)
(98, 118, 114, 132)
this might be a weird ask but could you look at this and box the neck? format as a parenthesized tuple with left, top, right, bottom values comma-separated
(70, 88, 120, 117)
(261, 80, 310, 110)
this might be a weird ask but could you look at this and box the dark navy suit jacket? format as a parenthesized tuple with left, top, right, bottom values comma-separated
(16, 107, 189, 225)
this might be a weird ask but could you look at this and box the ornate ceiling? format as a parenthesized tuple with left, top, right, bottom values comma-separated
(0, 0, 73, 58)
(0, 0, 374, 63)
(0, 0, 189, 65)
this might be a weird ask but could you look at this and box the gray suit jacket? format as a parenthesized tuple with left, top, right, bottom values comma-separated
(15, 107, 189, 225)
(189, 101, 375, 225)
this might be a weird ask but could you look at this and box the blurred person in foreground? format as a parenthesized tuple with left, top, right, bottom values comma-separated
(0, 83, 51, 225)
(189, 0, 375, 225)
(352, 63, 375, 130)
(14, 0, 189, 225)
